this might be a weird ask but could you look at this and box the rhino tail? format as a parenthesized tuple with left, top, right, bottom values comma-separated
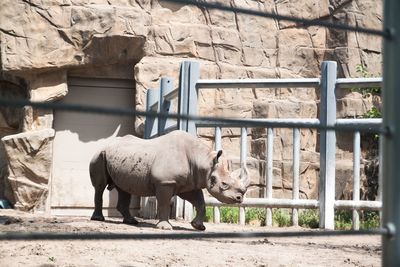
(107, 182, 115, 191)
(102, 152, 116, 191)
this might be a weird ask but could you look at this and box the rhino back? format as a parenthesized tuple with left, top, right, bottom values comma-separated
(150, 131, 211, 192)
(103, 131, 211, 195)
(105, 138, 157, 196)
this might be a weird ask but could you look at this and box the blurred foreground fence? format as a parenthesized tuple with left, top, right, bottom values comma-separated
(1, 0, 400, 265)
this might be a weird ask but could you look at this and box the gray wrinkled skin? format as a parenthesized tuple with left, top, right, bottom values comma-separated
(89, 130, 253, 231)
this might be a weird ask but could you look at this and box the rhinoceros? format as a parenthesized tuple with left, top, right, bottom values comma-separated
(89, 130, 259, 230)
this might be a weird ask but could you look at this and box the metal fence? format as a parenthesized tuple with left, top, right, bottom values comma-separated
(143, 60, 382, 230)
(1, 0, 399, 265)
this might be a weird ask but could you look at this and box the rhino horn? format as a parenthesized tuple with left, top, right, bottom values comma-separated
(239, 167, 265, 189)
(240, 167, 250, 188)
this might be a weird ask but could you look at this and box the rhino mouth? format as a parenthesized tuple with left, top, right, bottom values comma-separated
(220, 199, 240, 204)
(225, 195, 243, 204)
(232, 199, 243, 204)
(210, 192, 244, 204)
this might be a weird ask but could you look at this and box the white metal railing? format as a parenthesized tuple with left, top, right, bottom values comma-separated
(144, 60, 382, 230)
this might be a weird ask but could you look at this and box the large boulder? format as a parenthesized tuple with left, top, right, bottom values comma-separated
(1, 129, 55, 211)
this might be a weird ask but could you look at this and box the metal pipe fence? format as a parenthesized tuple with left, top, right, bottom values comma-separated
(144, 60, 383, 231)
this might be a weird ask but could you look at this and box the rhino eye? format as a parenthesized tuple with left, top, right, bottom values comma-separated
(210, 175, 217, 188)
(220, 182, 230, 191)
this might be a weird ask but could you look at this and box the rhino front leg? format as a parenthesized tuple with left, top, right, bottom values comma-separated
(155, 185, 175, 230)
(116, 187, 138, 225)
(179, 190, 206, 231)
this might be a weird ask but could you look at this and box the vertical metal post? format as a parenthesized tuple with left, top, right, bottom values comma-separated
(178, 61, 200, 221)
(183, 62, 200, 221)
(174, 62, 191, 220)
(382, 1, 400, 265)
(178, 60, 200, 135)
(178, 61, 190, 133)
(143, 88, 159, 219)
(213, 126, 222, 223)
(319, 61, 337, 230)
(239, 127, 247, 225)
(378, 132, 383, 227)
(158, 77, 173, 135)
(352, 131, 360, 230)
(292, 128, 300, 226)
(215, 126, 222, 150)
(265, 128, 274, 226)
(187, 62, 200, 135)
(144, 88, 158, 139)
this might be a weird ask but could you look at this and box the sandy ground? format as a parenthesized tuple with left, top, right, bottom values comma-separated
(0, 210, 381, 267)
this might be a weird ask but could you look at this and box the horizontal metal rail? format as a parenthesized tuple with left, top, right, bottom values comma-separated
(204, 198, 382, 215)
(0, 229, 388, 241)
(196, 78, 320, 89)
(205, 198, 319, 209)
(336, 118, 382, 125)
(335, 118, 382, 131)
(336, 78, 382, 88)
(196, 77, 382, 90)
(196, 118, 383, 134)
(335, 200, 382, 210)
(196, 118, 320, 128)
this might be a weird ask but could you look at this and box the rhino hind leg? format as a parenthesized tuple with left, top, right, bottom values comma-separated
(179, 190, 206, 231)
(90, 151, 108, 222)
(91, 187, 106, 221)
(116, 187, 138, 225)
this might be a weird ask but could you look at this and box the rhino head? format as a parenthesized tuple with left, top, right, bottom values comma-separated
(206, 150, 259, 204)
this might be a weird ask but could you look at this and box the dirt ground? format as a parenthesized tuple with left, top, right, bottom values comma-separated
(0, 210, 381, 267)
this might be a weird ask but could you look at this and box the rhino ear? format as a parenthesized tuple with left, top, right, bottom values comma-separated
(212, 150, 223, 165)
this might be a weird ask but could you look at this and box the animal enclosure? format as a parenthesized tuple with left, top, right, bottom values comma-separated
(1, 0, 400, 265)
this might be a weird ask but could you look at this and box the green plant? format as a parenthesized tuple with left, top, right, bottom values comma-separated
(205, 207, 213, 222)
(362, 106, 382, 140)
(335, 210, 353, 230)
(362, 106, 381, 119)
(352, 64, 382, 142)
(205, 207, 266, 225)
(351, 64, 381, 96)
(360, 211, 380, 229)
(245, 208, 266, 226)
(298, 209, 319, 228)
(335, 210, 381, 230)
(220, 207, 239, 223)
(48, 256, 56, 262)
(272, 209, 291, 227)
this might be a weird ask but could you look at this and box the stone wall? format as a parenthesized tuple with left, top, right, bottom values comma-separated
(0, 0, 382, 209)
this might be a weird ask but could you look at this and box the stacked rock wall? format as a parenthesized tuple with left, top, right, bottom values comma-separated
(0, 0, 382, 210)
